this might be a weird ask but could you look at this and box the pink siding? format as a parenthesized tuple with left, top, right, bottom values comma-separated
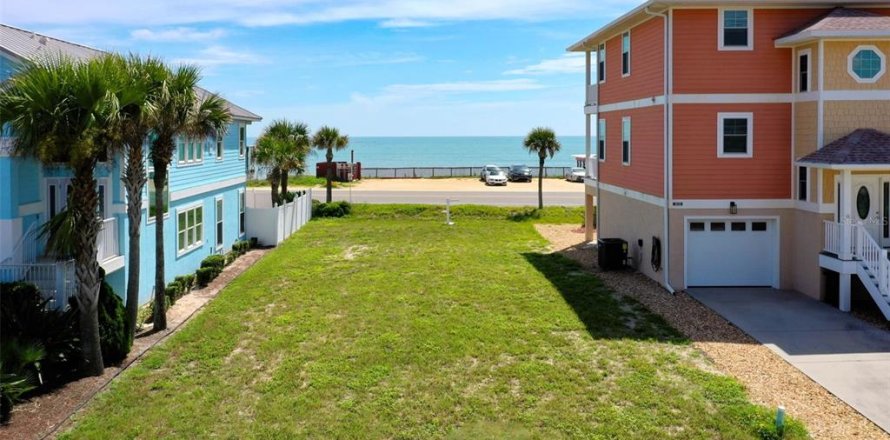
(599, 17, 665, 105)
(672, 104, 791, 199)
(599, 106, 664, 197)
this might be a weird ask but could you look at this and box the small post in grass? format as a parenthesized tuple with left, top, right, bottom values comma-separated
(775, 405, 785, 436)
(444, 199, 457, 226)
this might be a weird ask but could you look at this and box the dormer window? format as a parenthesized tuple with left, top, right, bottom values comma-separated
(719, 9, 753, 50)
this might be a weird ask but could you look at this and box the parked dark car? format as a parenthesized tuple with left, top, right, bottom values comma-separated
(508, 165, 532, 182)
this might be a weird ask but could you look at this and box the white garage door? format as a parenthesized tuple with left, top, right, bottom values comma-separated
(686, 219, 778, 287)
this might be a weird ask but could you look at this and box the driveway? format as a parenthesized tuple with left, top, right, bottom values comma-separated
(688, 287, 890, 434)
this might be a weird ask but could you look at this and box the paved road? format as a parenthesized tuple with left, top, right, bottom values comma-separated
(689, 287, 890, 434)
(312, 189, 584, 206)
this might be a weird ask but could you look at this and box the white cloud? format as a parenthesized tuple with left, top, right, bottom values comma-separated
(172, 46, 268, 68)
(3, 0, 641, 27)
(131, 27, 226, 42)
(351, 78, 548, 105)
(378, 18, 436, 28)
(505, 54, 586, 75)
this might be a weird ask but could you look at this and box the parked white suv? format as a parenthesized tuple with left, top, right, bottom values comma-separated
(481, 165, 508, 186)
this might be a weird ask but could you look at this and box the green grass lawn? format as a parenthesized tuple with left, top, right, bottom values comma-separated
(63, 206, 804, 439)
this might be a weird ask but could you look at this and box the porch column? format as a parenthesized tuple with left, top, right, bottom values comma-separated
(585, 194, 595, 242)
(839, 273, 851, 312)
(840, 169, 853, 260)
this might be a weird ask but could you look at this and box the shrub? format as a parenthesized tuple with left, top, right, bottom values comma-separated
(95, 279, 130, 365)
(174, 275, 194, 293)
(196, 267, 220, 287)
(279, 191, 296, 204)
(0, 282, 81, 388)
(164, 285, 180, 306)
(232, 240, 251, 256)
(201, 255, 226, 271)
(312, 201, 352, 218)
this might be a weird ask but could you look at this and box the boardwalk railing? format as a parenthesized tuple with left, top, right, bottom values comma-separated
(360, 166, 574, 179)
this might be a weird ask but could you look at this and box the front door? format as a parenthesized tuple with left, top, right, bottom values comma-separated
(850, 176, 889, 245)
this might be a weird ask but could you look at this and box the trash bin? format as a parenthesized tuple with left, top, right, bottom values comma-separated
(598, 238, 628, 271)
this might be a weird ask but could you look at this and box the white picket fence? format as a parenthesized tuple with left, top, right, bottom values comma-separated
(244, 189, 313, 246)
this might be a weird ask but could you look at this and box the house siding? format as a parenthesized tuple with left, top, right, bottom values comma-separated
(599, 17, 665, 105)
(672, 103, 791, 199)
(794, 100, 818, 158)
(672, 8, 825, 94)
(599, 105, 664, 197)
(824, 101, 890, 146)
(824, 40, 890, 91)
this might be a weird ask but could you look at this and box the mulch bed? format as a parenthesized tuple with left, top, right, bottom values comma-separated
(0, 248, 270, 440)
(534, 224, 889, 440)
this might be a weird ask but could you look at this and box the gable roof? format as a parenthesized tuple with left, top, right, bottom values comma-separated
(0, 23, 261, 122)
(776, 8, 890, 46)
(568, 0, 890, 52)
(799, 129, 890, 167)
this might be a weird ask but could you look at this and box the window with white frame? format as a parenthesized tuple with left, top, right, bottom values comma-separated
(720, 9, 752, 50)
(177, 138, 203, 164)
(597, 43, 606, 83)
(799, 50, 811, 92)
(215, 198, 224, 249)
(798, 166, 808, 201)
(239, 191, 246, 234)
(597, 119, 606, 161)
(621, 117, 631, 165)
(621, 31, 630, 76)
(216, 135, 224, 160)
(177, 205, 203, 253)
(147, 170, 169, 220)
(239, 126, 246, 158)
(717, 113, 753, 158)
(848, 45, 886, 83)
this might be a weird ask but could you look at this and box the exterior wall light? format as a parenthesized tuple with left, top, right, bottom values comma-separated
(730, 201, 738, 215)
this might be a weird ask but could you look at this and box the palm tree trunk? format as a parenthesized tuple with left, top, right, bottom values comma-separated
(280, 168, 289, 200)
(269, 167, 280, 207)
(123, 142, 145, 342)
(538, 157, 545, 209)
(326, 148, 334, 203)
(152, 161, 168, 331)
(70, 163, 104, 376)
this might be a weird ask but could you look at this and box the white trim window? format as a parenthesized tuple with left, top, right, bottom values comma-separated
(719, 9, 753, 51)
(717, 112, 753, 158)
(177, 204, 203, 254)
(848, 45, 886, 84)
(621, 31, 631, 77)
(798, 166, 808, 202)
(177, 137, 203, 164)
(239, 126, 246, 158)
(239, 190, 246, 234)
(215, 197, 224, 249)
(216, 135, 224, 160)
(798, 49, 811, 92)
(597, 43, 606, 83)
(597, 119, 606, 162)
(146, 169, 169, 222)
(621, 117, 631, 165)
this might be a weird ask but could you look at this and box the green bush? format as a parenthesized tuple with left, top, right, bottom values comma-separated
(164, 285, 180, 306)
(95, 278, 130, 365)
(312, 201, 352, 218)
(174, 275, 194, 293)
(196, 267, 220, 287)
(201, 255, 226, 271)
(232, 240, 251, 255)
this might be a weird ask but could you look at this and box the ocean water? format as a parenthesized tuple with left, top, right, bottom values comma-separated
(248, 136, 586, 168)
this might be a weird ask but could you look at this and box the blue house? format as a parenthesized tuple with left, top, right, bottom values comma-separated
(0, 24, 262, 306)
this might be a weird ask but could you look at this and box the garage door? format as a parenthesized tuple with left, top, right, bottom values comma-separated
(686, 219, 778, 287)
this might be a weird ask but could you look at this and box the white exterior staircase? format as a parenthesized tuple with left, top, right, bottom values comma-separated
(824, 221, 890, 320)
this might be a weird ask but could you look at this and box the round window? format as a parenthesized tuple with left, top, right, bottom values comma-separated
(849, 46, 886, 83)
(857, 186, 870, 220)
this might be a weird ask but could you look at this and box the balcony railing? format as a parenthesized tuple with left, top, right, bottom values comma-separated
(586, 156, 597, 180)
(0, 260, 76, 309)
(97, 217, 120, 262)
(586, 84, 598, 109)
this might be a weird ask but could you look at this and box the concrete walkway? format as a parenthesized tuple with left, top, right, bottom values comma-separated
(688, 287, 890, 434)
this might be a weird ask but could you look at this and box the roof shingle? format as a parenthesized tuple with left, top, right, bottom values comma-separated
(777, 8, 890, 44)
(799, 129, 890, 165)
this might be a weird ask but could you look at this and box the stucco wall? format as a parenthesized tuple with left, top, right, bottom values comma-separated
(599, 189, 665, 285)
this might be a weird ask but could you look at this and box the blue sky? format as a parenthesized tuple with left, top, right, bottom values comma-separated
(4, 0, 638, 137)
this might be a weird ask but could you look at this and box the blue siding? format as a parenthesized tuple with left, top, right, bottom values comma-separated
(170, 122, 247, 192)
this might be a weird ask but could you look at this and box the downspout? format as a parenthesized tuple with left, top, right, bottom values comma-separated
(645, 6, 675, 294)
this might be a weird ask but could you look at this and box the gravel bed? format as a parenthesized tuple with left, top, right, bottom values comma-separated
(0, 248, 271, 440)
(535, 224, 889, 440)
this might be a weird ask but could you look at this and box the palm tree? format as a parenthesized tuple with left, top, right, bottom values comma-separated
(148, 66, 231, 330)
(523, 127, 562, 209)
(254, 120, 311, 205)
(0, 55, 131, 376)
(116, 55, 166, 341)
(311, 126, 349, 203)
